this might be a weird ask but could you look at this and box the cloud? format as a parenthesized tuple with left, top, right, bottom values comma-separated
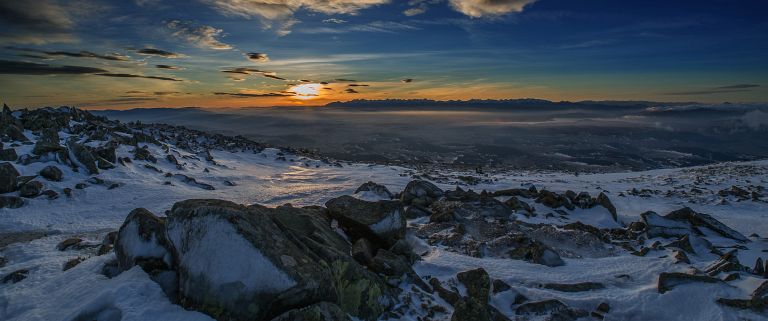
(7, 47, 129, 61)
(125, 90, 181, 95)
(155, 64, 180, 70)
(135, 48, 185, 58)
(663, 84, 760, 96)
(402, 78, 413, 83)
(165, 20, 233, 50)
(0, 59, 107, 75)
(246, 52, 269, 62)
(201, 0, 389, 35)
(214, 92, 292, 98)
(297, 21, 417, 34)
(220, 67, 286, 80)
(448, 0, 537, 18)
(263, 73, 286, 80)
(334, 78, 357, 82)
(348, 84, 369, 87)
(345, 88, 359, 93)
(0, 0, 77, 44)
(323, 18, 348, 24)
(95, 73, 183, 81)
(716, 84, 760, 90)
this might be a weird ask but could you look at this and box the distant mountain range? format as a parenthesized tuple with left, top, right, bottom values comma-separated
(323, 98, 698, 109)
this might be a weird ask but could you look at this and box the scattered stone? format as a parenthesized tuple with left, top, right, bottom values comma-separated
(401, 180, 444, 207)
(56, 237, 83, 251)
(40, 189, 59, 199)
(63, 257, 85, 271)
(75, 183, 87, 189)
(657, 272, 722, 294)
(492, 279, 511, 294)
(457, 268, 491, 301)
(2, 269, 29, 284)
(63, 187, 72, 197)
(39, 165, 63, 181)
(67, 138, 99, 175)
(515, 299, 588, 319)
(325, 195, 406, 247)
(673, 250, 691, 264)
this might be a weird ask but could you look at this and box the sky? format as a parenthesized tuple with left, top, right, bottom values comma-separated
(0, 0, 766, 108)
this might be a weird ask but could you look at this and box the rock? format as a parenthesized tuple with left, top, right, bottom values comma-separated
(67, 139, 99, 175)
(404, 205, 431, 219)
(115, 208, 173, 273)
(429, 278, 460, 305)
(596, 192, 618, 222)
(515, 299, 588, 320)
(269, 302, 352, 321)
(541, 282, 604, 292)
(657, 272, 722, 294)
(716, 280, 768, 312)
(172, 174, 214, 190)
(56, 237, 83, 251)
(503, 196, 533, 214)
(133, 146, 157, 163)
(0, 148, 17, 161)
(369, 249, 411, 277)
(401, 180, 443, 207)
(39, 165, 63, 181)
(63, 257, 85, 271)
(0, 162, 20, 193)
(325, 195, 406, 247)
(166, 199, 395, 321)
(704, 250, 743, 276)
(166, 154, 183, 169)
(451, 297, 491, 321)
(664, 235, 695, 254)
(492, 279, 511, 294)
(673, 250, 691, 264)
(492, 187, 537, 199)
(457, 268, 491, 302)
(754, 258, 765, 276)
(596, 302, 610, 313)
(75, 183, 87, 189)
(504, 234, 565, 267)
(0, 195, 24, 208)
(354, 181, 393, 199)
(19, 180, 43, 198)
(536, 190, 575, 210)
(2, 269, 29, 284)
(63, 187, 72, 197)
(32, 128, 64, 155)
(351, 238, 375, 265)
(664, 207, 748, 242)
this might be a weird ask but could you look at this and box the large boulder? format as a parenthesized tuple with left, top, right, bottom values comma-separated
(0, 162, 20, 193)
(596, 192, 618, 222)
(0, 196, 24, 208)
(19, 180, 43, 198)
(401, 180, 444, 207)
(664, 207, 748, 242)
(166, 199, 395, 321)
(32, 128, 64, 155)
(115, 208, 173, 272)
(0, 148, 17, 161)
(642, 208, 748, 242)
(353, 181, 393, 200)
(325, 195, 406, 247)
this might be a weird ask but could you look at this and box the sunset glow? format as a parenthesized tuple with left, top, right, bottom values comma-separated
(288, 83, 322, 100)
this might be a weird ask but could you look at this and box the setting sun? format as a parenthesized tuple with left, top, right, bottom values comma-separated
(288, 83, 321, 100)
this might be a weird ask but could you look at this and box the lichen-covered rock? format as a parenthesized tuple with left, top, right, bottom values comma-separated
(166, 199, 395, 321)
(325, 195, 406, 247)
(401, 180, 443, 207)
(457, 268, 491, 302)
(115, 208, 173, 272)
(451, 297, 491, 321)
(0, 162, 20, 193)
(39, 165, 63, 181)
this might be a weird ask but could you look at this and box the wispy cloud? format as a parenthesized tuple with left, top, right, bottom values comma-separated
(214, 91, 291, 97)
(0, 0, 77, 44)
(96, 73, 183, 81)
(663, 84, 760, 96)
(245, 52, 269, 62)
(135, 48, 186, 58)
(448, 0, 538, 18)
(166, 20, 233, 50)
(7, 47, 129, 61)
(0, 59, 107, 75)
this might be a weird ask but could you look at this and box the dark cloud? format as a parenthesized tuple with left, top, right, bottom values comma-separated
(95, 73, 182, 81)
(347, 84, 369, 87)
(245, 52, 269, 62)
(155, 64, 180, 70)
(0, 59, 107, 75)
(345, 88, 359, 94)
(18, 54, 50, 60)
(263, 73, 286, 80)
(664, 84, 760, 96)
(214, 92, 292, 98)
(124, 91, 180, 95)
(401, 78, 413, 83)
(221, 67, 264, 75)
(0, 1, 77, 44)
(7, 47, 129, 61)
(136, 48, 184, 58)
(334, 78, 356, 82)
(716, 84, 760, 89)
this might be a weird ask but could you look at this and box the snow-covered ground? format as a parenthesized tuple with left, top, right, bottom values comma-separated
(2, 125, 768, 320)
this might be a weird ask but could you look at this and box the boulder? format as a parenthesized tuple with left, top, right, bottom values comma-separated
(596, 192, 618, 222)
(351, 238, 375, 265)
(0, 162, 20, 193)
(0, 195, 24, 208)
(536, 190, 575, 210)
(457, 268, 491, 302)
(2, 269, 29, 284)
(401, 180, 443, 207)
(166, 199, 395, 321)
(354, 181, 393, 200)
(325, 195, 406, 247)
(515, 299, 587, 320)
(133, 146, 157, 163)
(67, 138, 99, 175)
(451, 297, 491, 321)
(269, 302, 352, 321)
(115, 208, 173, 273)
(39, 165, 63, 181)
(492, 279, 511, 294)
(32, 128, 64, 155)
(664, 207, 748, 242)
(19, 180, 43, 198)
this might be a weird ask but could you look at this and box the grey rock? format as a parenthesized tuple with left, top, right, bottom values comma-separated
(0, 162, 20, 193)
(39, 165, 63, 181)
(325, 195, 406, 247)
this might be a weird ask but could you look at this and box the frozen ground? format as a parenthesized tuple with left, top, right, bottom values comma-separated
(1, 123, 768, 320)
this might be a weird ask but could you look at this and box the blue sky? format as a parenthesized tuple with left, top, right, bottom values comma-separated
(0, 0, 766, 108)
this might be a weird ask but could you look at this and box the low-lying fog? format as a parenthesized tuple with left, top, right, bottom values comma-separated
(95, 102, 768, 171)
